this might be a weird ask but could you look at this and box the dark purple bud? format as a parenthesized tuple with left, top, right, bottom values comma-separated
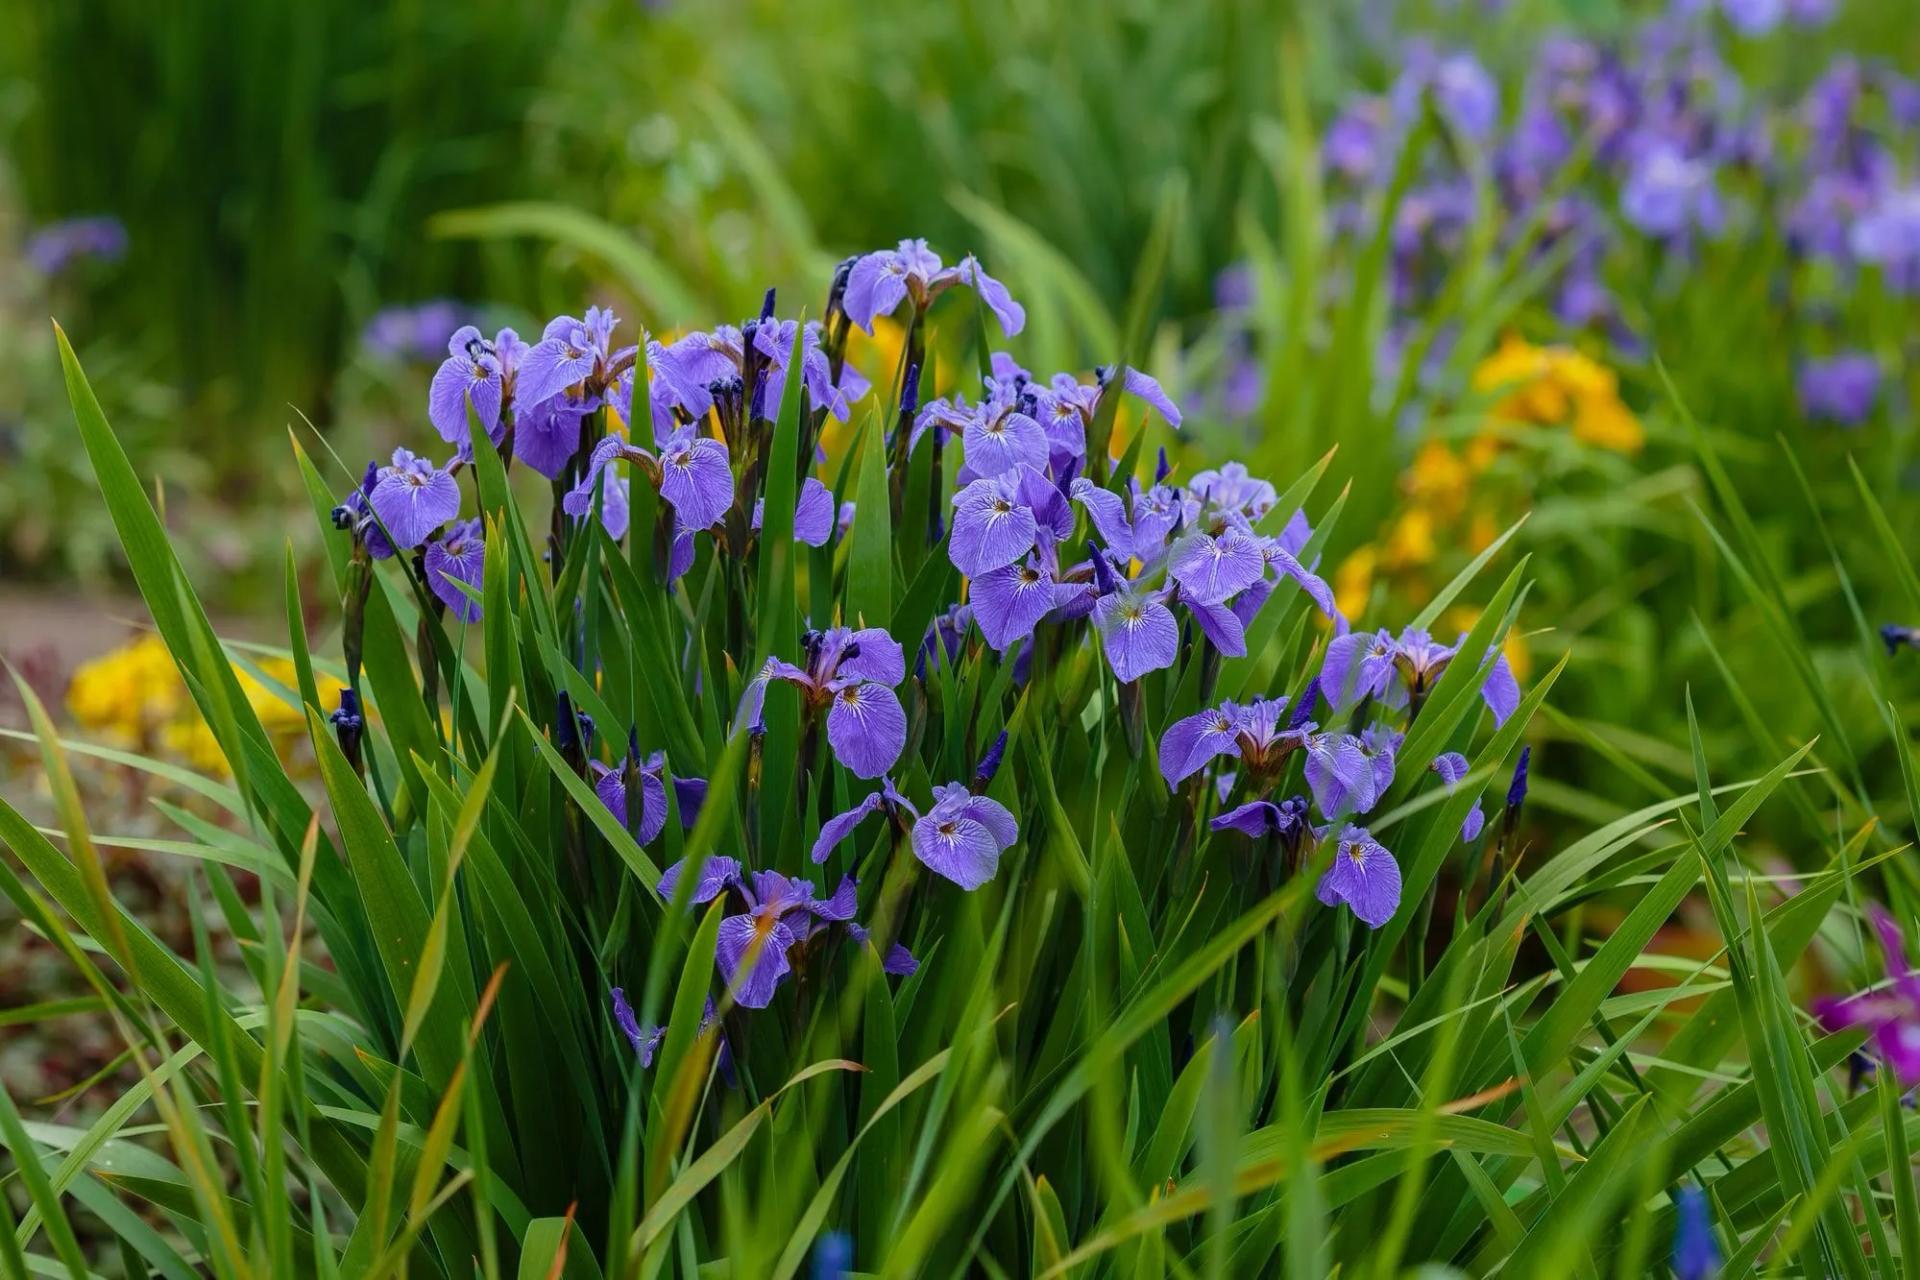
(1882, 623, 1920, 657)
(1094, 364, 1115, 387)
(1087, 541, 1121, 595)
(1154, 447, 1171, 484)
(1506, 745, 1531, 811)
(760, 287, 777, 322)
(840, 641, 862, 665)
(972, 730, 1008, 791)
(1287, 680, 1318, 730)
(329, 502, 355, 530)
(359, 459, 379, 497)
(900, 363, 923, 418)
(627, 725, 643, 765)
(329, 688, 365, 771)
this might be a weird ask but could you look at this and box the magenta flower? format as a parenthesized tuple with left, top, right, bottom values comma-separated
(1814, 907, 1920, 1085)
(425, 518, 485, 622)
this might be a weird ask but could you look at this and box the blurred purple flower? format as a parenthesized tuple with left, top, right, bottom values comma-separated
(364, 300, 466, 363)
(24, 215, 127, 276)
(1798, 353, 1880, 425)
(1814, 906, 1920, 1085)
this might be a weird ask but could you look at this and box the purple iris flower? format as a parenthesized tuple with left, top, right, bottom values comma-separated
(1813, 907, 1920, 1085)
(593, 741, 705, 845)
(610, 987, 665, 1065)
(842, 239, 1025, 337)
(1393, 44, 1500, 142)
(513, 391, 586, 480)
(364, 300, 465, 364)
(949, 466, 1071, 578)
(1621, 142, 1724, 240)
(654, 856, 862, 1009)
(1720, 0, 1785, 34)
(425, 518, 485, 622)
(1325, 98, 1389, 182)
(1432, 751, 1485, 841)
(565, 425, 734, 532)
(1211, 795, 1311, 841)
(429, 325, 513, 445)
(752, 477, 838, 547)
(970, 555, 1066, 653)
(1850, 188, 1920, 292)
(1798, 354, 1880, 425)
(1068, 477, 1187, 565)
(1314, 824, 1403, 928)
(740, 627, 908, 779)
(332, 461, 395, 560)
(368, 448, 461, 551)
(1092, 583, 1180, 683)
(1319, 626, 1521, 726)
(1671, 1187, 1719, 1280)
(518, 306, 628, 409)
(812, 777, 1017, 890)
(1160, 696, 1378, 818)
(753, 320, 871, 422)
(24, 215, 127, 276)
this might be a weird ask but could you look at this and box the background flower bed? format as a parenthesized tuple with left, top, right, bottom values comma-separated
(1, 0, 1919, 1275)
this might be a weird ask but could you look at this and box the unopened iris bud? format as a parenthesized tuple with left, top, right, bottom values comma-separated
(972, 729, 1008, 791)
(1086, 541, 1121, 596)
(1506, 745, 1531, 812)
(1155, 446, 1171, 484)
(760, 286, 777, 321)
(900, 363, 922, 419)
(1287, 680, 1317, 730)
(1882, 623, 1920, 656)
(329, 688, 366, 773)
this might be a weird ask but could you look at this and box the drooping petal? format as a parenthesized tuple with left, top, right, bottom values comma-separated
(1266, 545, 1337, 618)
(964, 411, 1049, 479)
(1461, 800, 1486, 843)
(657, 854, 743, 905)
(1171, 533, 1268, 605)
(1158, 705, 1243, 788)
(955, 792, 1018, 850)
(826, 682, 907, 779)
(842, 252, 909, 334)
(812, 790, 888, 864)
(1431, 751, 1470, 786)
(562, 437, 632, 519)
(424, 521, 485, 623)
(1068, 478, 1135, 562)
(793, 477, 837, 546)
(1304, 733, 1377, 818)
(1211, 801, 1285, 837)
(953, 255, 1025, 336)
(610, 987, 665, 1066)
(1186, 597, 1248, 657)
(910, 813, 1002, 889)
(950, 477, 1039, 578)
(808, 874, 860, 922)
(658, 433, 734, 530)
(517, 334, 598, 408)
(1094, 591, 1180, 683)
(1479, 652, 1522, 726)
(429, 352, 501, 445)
(513, 397, 584, 479)
(1319, 629, 1395, 709)
(1122, 367, 1183, 428)
(1315, 826, 1402, 927)
(970, 561, 1057, 652)
(370, 461, 461, 550)
(715, 914, 797, 1008)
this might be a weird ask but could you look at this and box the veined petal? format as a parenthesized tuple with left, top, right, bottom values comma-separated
(812, 790, 887, 864)
(837, 628, 906, 687)
(658, 435, 734, 530)
(826, 682, 907, 779)
(970, 561, 1057, 652)
(1171, 533, 1267, 605)
(1315, 826, 1401, 927)
(1094, 591, 1179, 683)
(1159, 705, 1243, 788)
(716, 914, 796, 1008)
(910, 813, 1001, 889)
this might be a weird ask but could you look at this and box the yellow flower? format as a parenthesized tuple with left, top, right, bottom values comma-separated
(66, 636, 308, 775)
(1404, 441, 1471, 520)
(1383, 507, 1438, 570)
(1471, 334, 1643, 454)
(1334, 546, 1378, 621)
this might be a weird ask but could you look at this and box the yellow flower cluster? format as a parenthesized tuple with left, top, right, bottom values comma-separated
(66, 634, 306, 775)
(1333, 335, 1642, 673)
